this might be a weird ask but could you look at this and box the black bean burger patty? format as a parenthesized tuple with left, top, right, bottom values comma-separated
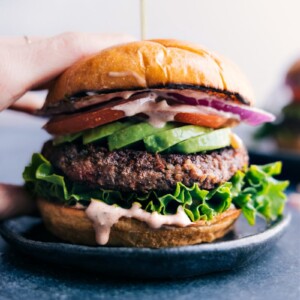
(42, 141, 249, 193)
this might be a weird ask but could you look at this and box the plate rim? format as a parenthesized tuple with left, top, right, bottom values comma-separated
(0, 213, 291, 255)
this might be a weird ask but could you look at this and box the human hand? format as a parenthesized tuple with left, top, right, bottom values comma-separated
(0, 32, 135, 220)
(0, 32, 135, 112)
(0, 184, 36, 220)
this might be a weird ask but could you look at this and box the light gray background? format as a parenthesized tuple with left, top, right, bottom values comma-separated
(1, 0, 300, 104)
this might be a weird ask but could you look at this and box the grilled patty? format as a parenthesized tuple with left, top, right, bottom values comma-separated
(42, 141, 249, 193)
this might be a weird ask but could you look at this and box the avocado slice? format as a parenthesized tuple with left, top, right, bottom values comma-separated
(171, 128, 231, 154)
(108, 122, 176, 151)
(144, 125, 212, 153)
(83, 121, 132, 144)
(53, 132, 82, 146)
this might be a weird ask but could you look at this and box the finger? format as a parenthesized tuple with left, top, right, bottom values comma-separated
(0, 32, 136, 111)
(31, 78, 55, 91)
(30, 33, 136, 90)
(26, 32, 136, 89)
(0, 184, 37, 220)
(8, 91, 45, 114)
(0, 36, 43, 45)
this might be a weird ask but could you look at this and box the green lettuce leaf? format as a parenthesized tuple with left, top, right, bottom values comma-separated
(23, 153, 289, 225)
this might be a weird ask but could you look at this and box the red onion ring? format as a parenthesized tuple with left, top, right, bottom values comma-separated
(167, 93, 275, 125)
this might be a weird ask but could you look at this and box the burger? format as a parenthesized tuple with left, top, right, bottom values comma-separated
(256, 58, 300, 151)
(23, 39, 288, 248)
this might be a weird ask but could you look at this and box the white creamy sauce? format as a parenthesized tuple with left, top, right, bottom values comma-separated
(72, 88, 240, 111)
(108, 71, 147, 86)
(114, 93, 240, 128)
(85, 200, 192, 245)
(73, 90, 137, 109)
(74, 202, 86, 209)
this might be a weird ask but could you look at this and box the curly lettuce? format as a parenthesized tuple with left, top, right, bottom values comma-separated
(23, 153, 289, 225)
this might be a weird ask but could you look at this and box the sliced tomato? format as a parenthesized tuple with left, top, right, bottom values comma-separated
(44, 98, 238, 135)
(44, 107, 125, 135)
(174, 112, 238, 128)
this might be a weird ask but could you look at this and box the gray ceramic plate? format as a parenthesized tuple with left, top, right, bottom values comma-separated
(0, 214, 290, 279)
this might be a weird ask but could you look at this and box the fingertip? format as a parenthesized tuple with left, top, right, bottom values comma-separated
(66, 32, 137, 56)
(0, 31, 137, 108)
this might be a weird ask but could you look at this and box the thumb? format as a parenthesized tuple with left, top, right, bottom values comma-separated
(0, 184, 37, 220)
(0, 32, 136, 111)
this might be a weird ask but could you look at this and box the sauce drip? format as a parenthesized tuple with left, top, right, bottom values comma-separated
(114, 93, 240, 128)
(71, 89, 240, 111)
(85, 200, 192, 245)
(73, 90, 136, 110)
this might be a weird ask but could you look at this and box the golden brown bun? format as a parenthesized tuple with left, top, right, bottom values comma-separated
(37, 198, 241, 248)
(45, 39, 254, 110)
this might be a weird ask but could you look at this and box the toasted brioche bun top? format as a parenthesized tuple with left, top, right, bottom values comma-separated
(44, 39, 254, 110)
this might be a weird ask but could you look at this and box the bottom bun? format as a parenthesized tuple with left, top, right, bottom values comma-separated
(37, 198, 241, 248)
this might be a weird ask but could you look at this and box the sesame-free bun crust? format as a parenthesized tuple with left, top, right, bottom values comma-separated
(45, 39, 254, 110)
(37, 198, 241, 248)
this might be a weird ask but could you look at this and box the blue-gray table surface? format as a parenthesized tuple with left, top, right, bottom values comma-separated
(0, 111, 300, 300)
